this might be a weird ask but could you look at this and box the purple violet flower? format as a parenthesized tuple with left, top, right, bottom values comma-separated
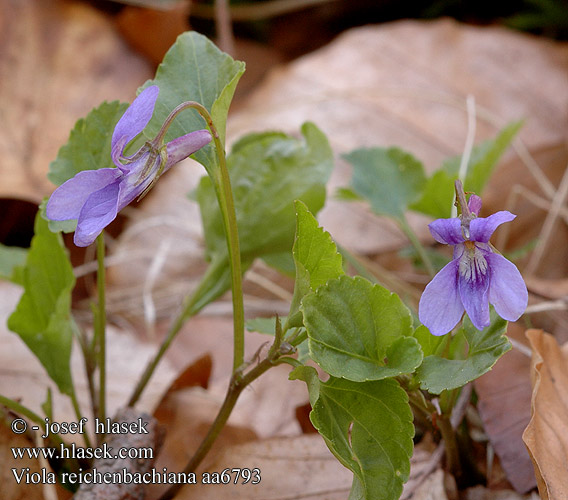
(46, 86, 212, 247)
(419, 193, 528, 336)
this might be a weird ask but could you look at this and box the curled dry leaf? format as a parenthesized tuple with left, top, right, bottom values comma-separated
(522, 329, 568, 500)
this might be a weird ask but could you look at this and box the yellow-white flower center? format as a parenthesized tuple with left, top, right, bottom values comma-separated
(459, 241, 488, 283)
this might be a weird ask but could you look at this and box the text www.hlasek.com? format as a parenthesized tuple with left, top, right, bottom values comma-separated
(12, 442, 153, 461)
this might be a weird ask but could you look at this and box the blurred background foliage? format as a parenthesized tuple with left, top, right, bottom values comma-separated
(97, 0, 568, 56)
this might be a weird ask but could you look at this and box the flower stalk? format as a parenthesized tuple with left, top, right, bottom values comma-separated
(95, 233, 107, 431)
(128, 101, 244, 405)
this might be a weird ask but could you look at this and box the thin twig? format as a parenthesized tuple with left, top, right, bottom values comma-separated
(215, 0, 235, 56)
(495, 183, 568, 249)
(525, 300, 568, 314)
(526, 163, 568, 275)
(142, 239, 173, 338)
(246, 269, 293, 301)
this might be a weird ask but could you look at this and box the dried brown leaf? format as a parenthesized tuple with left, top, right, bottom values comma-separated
(152, 434, 443, 500)
(522, 329, 568, 500)
(116, 4, 191, 66)
(525, 276, 568, 300)
(164, 353, 212, 396)
(0, 0, 151, 203)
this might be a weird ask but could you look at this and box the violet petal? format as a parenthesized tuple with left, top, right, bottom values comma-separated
(419, 260, 464, 335)
(458, 270, 491, 330)
(428, 217, 464, 245)
(468, 194, 482, 216)
(74, 181, 120, 247)
(164, 130, 213, 170)
(46, 168, 120, 221)
(111, 86, 159, 167)
(469, 211, 516, 243)
(487, 253, 528, 321)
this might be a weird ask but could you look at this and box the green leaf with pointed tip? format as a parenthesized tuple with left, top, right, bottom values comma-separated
(302, 275, 423, 381)
(192, 123, 333, 310)
(7, 213, 75, 395)
(48, 101, 128, 187)
(410, 122, 522, 218)
(416, 310, 511, 394)
(290, 366, 414, 500)
(0, 244, 28, 281)
(140, 31, 245, 174)
(288, 200, 344, 323)
(293, 201, 344, 290)
(343, 147, 427, 220)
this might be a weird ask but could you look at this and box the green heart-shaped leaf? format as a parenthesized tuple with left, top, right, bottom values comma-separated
(302, 275, 423, 381)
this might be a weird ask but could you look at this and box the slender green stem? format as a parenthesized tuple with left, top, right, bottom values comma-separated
(289, 329, 308, 347)
(204, 121, 245, 373)
(128, 288, 200, 407)
(437, 413, 462, 477)
(95, 234, 107, 427)
(273, 357, 303, 368)
(69, 389, 92, 448)
(129, 102, 244, 404)
(338, 244, 380, 284)
(158, 326, 289, 500)
(0, 395, 45, 428)
(0, 395, 63, 449)
(398, 215, 436, 278)
(167, 103, 246, 364)
(72, 319, 98, 424)
(157, 355, 277, 500)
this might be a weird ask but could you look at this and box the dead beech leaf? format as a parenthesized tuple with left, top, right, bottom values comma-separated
(0, 0, 151, 203)
(522, 329, 568, 500)
(463, 485, 541, 500)
(157, 434, 441, 500)
(162, 316, 307, 438)
(172, 435, 352, 499)
(164, 353, 212, 396)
